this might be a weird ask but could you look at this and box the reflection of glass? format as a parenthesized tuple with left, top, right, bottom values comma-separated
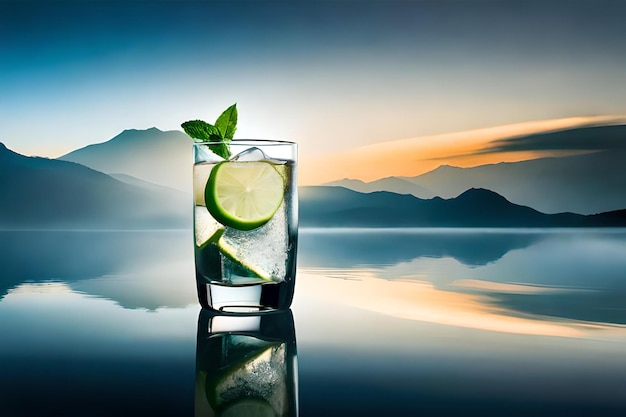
(193, 141, 298, 313)
(195, 309, 298, 417)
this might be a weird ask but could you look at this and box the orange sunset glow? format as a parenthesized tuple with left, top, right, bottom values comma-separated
(300, 115, 626, 185)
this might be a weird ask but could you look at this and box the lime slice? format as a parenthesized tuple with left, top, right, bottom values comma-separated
(205, 161, 284, 231)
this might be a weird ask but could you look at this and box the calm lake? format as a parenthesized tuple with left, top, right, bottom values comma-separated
(1, 228, 625, 416)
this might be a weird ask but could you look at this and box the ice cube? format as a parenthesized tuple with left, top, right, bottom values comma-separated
(230, 146, 286, 164)
(194, 144, 224, 164)
(230, 146, 267, 162)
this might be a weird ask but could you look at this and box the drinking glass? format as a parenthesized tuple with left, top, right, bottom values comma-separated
(193, 140, 298, 312)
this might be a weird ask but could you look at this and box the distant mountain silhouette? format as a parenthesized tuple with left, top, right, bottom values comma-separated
(109, 172, 187, 197)
(0, 143, 188, 229)
(326, 125, 626, 215)
(59, 127, 192, 192)
(325, 177, 436, 199)
(5, 133, 626, 229)
(300, 186, 626, 228)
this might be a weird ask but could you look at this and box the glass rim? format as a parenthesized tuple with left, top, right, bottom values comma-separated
(193, 139, 296, 146)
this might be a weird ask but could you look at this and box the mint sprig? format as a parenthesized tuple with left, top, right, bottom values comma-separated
(182, 103, 237, 159)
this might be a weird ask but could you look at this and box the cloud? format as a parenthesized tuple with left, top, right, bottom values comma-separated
(475, 122, 626, 155)
(300, 115, 626, 184)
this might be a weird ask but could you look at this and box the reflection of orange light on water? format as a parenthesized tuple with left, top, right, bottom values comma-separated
(298, 271, 590, 338)
(450, 279, 583, 294)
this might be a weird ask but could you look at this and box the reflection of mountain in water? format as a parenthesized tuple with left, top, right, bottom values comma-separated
(300, 229, 626, 327)
(0, 231, 118, 297)
(440, 232, 626, 326)
(0, 230, 195, 309)
(299, 229, 544, 268)
(489, 291, 626, 325)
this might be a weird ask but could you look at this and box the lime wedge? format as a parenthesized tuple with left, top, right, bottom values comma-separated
(206, 339, 284, 415)
(206, 339, 281, 408)
(217, 238, 273, 281)
(205, 161, 284, 231)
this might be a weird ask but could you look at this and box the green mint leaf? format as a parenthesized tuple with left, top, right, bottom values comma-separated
(181, 103, 238, 159)
(181, 120, 221, 142)
(208, 142, 231, 159)
(215, 103, 237, 140)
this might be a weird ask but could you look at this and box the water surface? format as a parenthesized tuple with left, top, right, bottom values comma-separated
(1, 228, 625, 416)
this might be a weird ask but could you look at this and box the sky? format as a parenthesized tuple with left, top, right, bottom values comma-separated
(2, 0, 626, 184)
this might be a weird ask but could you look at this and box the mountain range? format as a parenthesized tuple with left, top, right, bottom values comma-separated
(0, 143, 188, 229)
(59, 127, 192, 192)
(55, 124, 626, 215)
(2, 124, 626, 229)
(299, 186, 626, 228)
(326, 125, 626, 215)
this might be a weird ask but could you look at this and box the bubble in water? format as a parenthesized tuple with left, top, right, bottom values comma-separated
(221, 202, 288, 283)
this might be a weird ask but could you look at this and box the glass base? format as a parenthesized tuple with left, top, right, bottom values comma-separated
(197, 276, 295, 313)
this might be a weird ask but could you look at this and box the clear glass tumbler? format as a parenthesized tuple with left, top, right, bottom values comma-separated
(193, 140, 298, 312)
